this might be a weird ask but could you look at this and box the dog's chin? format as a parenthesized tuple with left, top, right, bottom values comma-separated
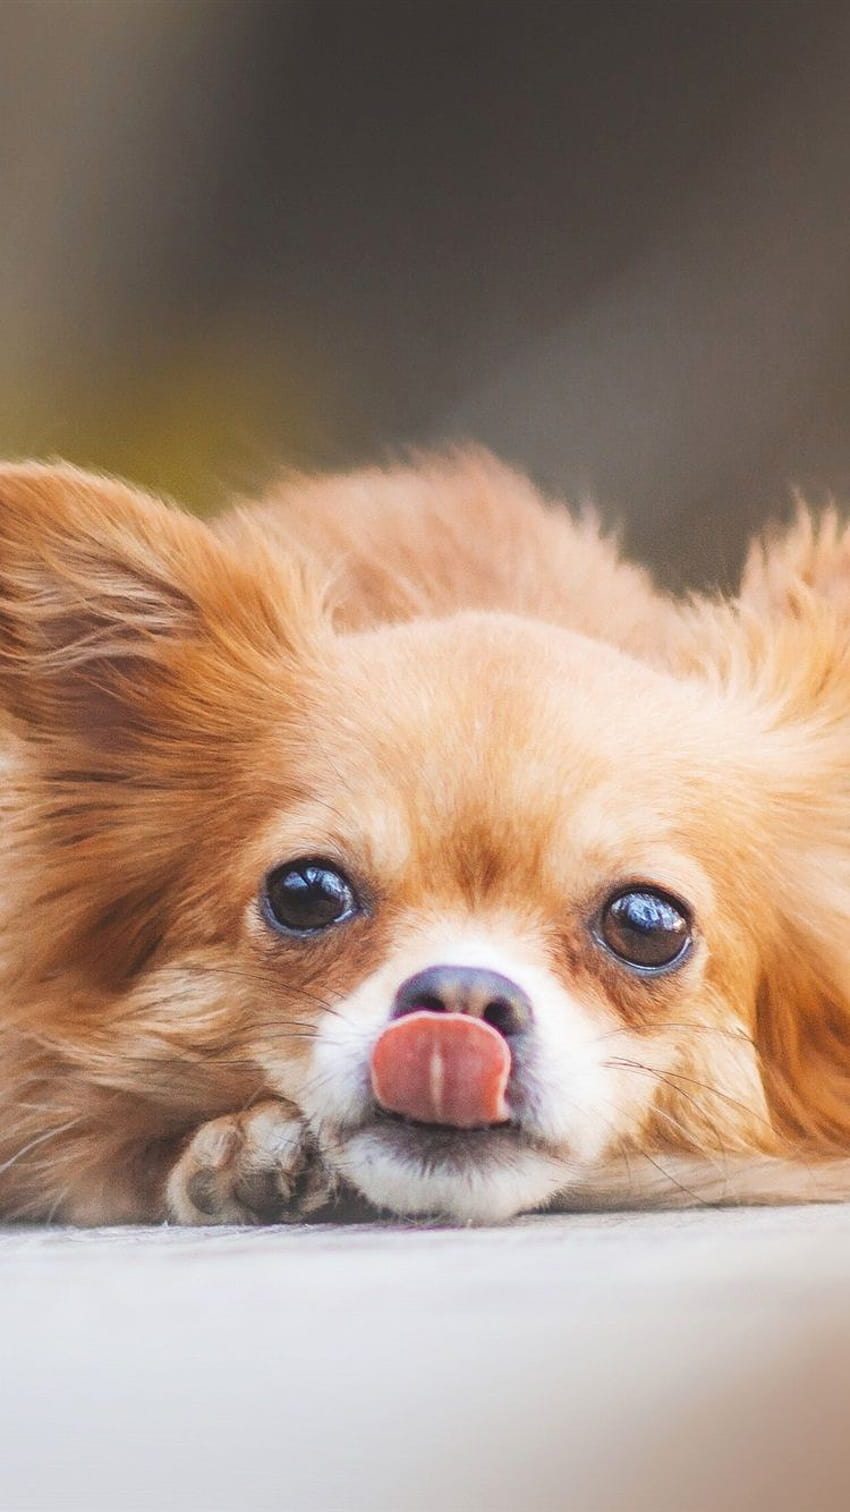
(327, 1118, 570, 1223)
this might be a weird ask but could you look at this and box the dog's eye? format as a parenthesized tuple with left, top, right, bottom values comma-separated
(263, 859, 359, 935)
(596, 887, 691, 972)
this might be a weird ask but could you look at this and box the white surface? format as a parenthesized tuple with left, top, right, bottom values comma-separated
(3, 1206, 850, 1512)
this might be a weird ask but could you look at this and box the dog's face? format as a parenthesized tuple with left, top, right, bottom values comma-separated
(3, 464, 847, 1223)
(229, 613, 777, 1219)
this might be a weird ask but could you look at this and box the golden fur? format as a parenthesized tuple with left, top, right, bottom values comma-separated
(2, 452, 850, 1224)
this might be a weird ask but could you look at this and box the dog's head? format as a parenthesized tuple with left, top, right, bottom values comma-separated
(3, 462, 850, 1220)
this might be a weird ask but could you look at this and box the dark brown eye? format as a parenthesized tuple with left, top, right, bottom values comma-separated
(596, 887, 692, 972)
(263, 859, 359, 935)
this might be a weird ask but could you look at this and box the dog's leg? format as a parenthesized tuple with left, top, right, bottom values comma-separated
(165, 1100, 335, 1225)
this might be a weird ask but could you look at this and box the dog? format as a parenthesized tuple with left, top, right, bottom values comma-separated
(2, 450, 850, 1224)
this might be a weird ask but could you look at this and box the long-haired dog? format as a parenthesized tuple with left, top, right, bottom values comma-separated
(2, 451, 850, 1224)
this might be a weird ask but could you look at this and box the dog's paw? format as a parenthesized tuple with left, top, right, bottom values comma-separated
(165, 1100, 334, 1225)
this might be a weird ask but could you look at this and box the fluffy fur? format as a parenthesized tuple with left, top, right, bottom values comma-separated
(2, 452, 850, 1224)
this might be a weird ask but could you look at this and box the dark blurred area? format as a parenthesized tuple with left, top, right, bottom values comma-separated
(2, 0, 850, 587)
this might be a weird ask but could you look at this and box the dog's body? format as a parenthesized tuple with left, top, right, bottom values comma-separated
(2, 452, 850, 1224)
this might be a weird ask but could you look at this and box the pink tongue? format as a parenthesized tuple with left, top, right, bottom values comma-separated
(370, 1011, 511, 1128)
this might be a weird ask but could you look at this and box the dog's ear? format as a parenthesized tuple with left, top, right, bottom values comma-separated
(0, 461, 324, 751)
(0, 462, 330, 990)
(687, 552, 850, 1158)
(754, 923, 850, 1157)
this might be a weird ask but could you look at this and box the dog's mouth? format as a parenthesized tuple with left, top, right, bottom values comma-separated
(345, 1102, 552, 1169)
(374, 1102, 524, 1143)
(376, 1106, 517, 1134)
(344, 1008, 555, 1165)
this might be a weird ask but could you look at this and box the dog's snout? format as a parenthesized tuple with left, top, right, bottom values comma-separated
(392, 964, 533, 1037)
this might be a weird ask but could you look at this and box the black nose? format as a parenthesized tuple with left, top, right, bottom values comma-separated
(392, 965, 533, 1037)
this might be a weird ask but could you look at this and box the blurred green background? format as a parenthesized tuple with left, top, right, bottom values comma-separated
(3, 0, 850, 587)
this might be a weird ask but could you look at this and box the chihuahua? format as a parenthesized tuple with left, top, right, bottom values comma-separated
(2, 451, 850, 1224)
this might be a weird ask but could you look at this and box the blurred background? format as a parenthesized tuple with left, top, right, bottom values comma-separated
(2, 0, 850, 587)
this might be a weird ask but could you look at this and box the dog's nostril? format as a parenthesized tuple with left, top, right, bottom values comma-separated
(411, 992, 445, 1014)
(483, 998, 522, 1037)
(392, 965, 533, 1036)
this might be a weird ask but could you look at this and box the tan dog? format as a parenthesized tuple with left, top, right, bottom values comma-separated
(1, 452, 849, 1224)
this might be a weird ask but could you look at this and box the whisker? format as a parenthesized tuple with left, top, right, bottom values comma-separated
(594, 1022, 756, 1050)
(606, 1056, 777, 1139)
(645, 1100, 709, 1147)
(594, 1090, 723, 1200)
(637, 1148, 711, 1206)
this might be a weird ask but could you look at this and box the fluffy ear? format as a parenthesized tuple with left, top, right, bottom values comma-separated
(747, 519, 850, 1155)
(0, 460, 324, 750)
(690, 527, 850, 1160)
(0, 462, 329, 990)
